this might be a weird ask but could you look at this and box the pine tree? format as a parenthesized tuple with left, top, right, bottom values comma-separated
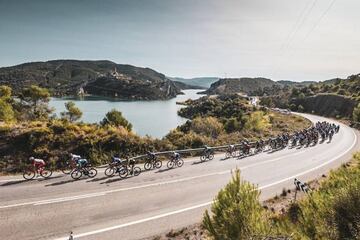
(203, 169, 269, 240)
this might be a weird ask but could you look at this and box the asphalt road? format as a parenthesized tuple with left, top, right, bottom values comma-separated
(0, 113, 359, 240)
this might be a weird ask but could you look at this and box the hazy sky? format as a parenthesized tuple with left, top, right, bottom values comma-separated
(0, 0, 359, 81)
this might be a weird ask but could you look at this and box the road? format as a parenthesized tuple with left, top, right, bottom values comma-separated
(0, 113, 359, 240)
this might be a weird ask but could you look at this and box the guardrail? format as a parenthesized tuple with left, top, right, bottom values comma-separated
(126, 122, 336, 164)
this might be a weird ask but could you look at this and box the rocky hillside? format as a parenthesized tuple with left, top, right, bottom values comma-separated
(201, 77, 281, 95)
(0, 60, 186, 100)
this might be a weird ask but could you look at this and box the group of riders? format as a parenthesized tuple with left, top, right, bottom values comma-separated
(23, 121, 340, 180)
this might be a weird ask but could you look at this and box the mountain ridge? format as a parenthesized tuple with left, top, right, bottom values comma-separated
(0, 59, 189, 100)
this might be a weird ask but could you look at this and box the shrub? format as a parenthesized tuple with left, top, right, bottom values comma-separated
(0, 99, 15, 122)
(190, 117, 224, 138)
(224, 117, 242, 133)
(244, 111, 270, 132)
(297, 105, 304, 112)
(353, 103, 360, 123)
(203, 170, 270, 240)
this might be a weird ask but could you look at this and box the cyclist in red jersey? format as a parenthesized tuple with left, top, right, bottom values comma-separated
(29, 157, 45, 171)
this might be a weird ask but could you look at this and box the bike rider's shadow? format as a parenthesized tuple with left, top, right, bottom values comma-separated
(86, 176, 108, 182)
(100, 176, 134, 184)
(0, 179, 27, 186)
(1, 175, 64, 187)
(38, 175, 64, 182)
(155, 168, 175, 173)
(191, 160, 207, 165)
(44, 177, 87, 187)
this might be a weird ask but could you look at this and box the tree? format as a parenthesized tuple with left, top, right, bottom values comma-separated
(20, 85, 52, 120)
(353, 103, 360, 123)
(0, 85, 15, 122)
(203, 170, 269, 240)
(101, 109, 132, 131)
(60, 101, 82, 122)
(298, 105, 305, 112)
(0, 99, 15, 122)
(0, 85, 12, 100)
(298, 93, 306, 99)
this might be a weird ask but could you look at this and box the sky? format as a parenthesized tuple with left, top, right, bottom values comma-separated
(0, 0, 359, 81)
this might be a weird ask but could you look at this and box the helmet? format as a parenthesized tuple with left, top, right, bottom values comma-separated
(29, 157, 35, 161)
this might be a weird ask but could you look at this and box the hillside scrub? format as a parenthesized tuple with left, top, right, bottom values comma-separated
(0, 86, 311, 172)
(203, 153, 360, 240)
(259, 74, 360, 119)
(353, 103, 360, 123)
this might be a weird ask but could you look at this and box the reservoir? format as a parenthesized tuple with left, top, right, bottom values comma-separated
(49, 89, 204, 138)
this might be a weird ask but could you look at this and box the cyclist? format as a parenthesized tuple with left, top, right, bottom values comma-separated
(29, 157, 45, 170)
(77, 158, 88, 168)
(70, 153, 81, 163)
(203, 145, 212, 155)
(242, 141, 251, 154)
(111, 155, 124, 165)
(146, 151, 156, 160)
(172, 151, 180, 160)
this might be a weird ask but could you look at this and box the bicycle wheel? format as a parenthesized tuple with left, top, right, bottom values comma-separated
(154, 160, 162, 169)
(23, 170, 35, 180)
(200, 155, 206, 162)
(167, 160, 175, 169)
(119, 168, 129, 178)
(88, 168, 97, 178)
(225, 152, 231, 158)
(144, 162, 152, 170)
(61, 167, 72, 175)
(231, 151, 237, 158)
(104, 166, 115, 177)
(40, 168, 53, 178)
(177, 159, 184, 167)
(209, 154, 214, 160)
(133, 167, 141, 176)
(71, 169, 82, 180)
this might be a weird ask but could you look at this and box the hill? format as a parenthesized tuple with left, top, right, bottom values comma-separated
(0, 60, 185, 100)
(168, 77, 219, 89)
(277, 80, 317, 87)
(201, 77, 281, 96)
(172, 80, 205, 90)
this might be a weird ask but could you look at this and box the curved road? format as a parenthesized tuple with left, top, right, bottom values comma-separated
(0, 113, 359, 240)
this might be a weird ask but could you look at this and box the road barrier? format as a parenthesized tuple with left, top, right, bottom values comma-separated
(294, 178, 311, 194)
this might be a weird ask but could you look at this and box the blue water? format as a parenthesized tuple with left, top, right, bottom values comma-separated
(49, 90, 204, 138)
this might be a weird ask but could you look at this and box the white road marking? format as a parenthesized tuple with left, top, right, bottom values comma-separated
(53, 201, 213, 240)
(53, 127, 358, 240)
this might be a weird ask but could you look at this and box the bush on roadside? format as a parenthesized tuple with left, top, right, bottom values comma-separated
(203, 169, 270, 240)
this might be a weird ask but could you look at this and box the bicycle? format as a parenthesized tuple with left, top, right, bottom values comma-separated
(167, 154, 184, 169)
(200, 149, 214, 162)
(60, 159, 77, 174)
(23, 166, 53, 180)
(225, 146, 237, 158)
(118, 164, 141, 178)
(71, 165, 97, 180)
(144, 153, 162, 170)
(105, 161, 123, 177)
